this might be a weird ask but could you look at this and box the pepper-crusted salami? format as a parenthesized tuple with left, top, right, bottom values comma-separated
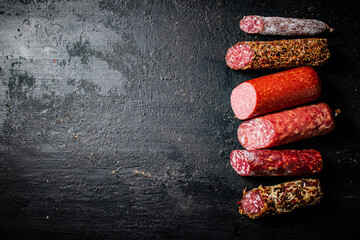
(231, 66, 321, 120)
(226, 38, 330, 70)
(230, 149, 323, 176)
(238, 103, 335, 150)
(240, 15, 334, 36)
(238, 179, 323, 219)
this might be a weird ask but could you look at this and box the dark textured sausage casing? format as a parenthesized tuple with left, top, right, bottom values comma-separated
(226, 38, 330, 70)
(231, 66, 321, 120)
(240, 15, 334, 36)
(238, 179, 323, 219)
(230, 149, 323, 176)
(238, 103, 335, 150)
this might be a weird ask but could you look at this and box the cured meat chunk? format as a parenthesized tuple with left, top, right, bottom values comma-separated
(237, 103, 335, 149)
(240, 15, 334, 36)
(238, 179, 323, 219)
(230, 149, 323, 176)
(231, 66, 321, 120)
(226, 38, 330, 70)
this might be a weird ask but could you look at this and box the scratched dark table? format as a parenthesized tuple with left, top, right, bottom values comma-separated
(1, 0, 359, 239)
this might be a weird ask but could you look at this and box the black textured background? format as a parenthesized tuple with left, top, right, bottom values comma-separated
(1, 0, 359, 239)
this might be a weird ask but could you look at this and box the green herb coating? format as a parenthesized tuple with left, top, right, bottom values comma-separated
(239, 178, 323, 219)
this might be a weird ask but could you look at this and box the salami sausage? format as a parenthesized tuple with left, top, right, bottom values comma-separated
(238, 178, 323, 219)
(231, 66, 321, 120)
(240, 15, 334, 36)
(230, 149, 323, 176)
(226, 38, 330, 70)
(237, 103, 335, 150)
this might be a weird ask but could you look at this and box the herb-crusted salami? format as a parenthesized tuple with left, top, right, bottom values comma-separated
(238, 179, 323, 219)
(226, 38, 330, 70)
(240, 15, 334, 36)
(231, 66, 321, 120)
(238, 103, 335, 150)
(230, 149, 323, 176)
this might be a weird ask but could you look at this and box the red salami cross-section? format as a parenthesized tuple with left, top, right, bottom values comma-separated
(231, 66, 321, 120)
(237, 103, 335, 149)
(230, 149, 323, 176)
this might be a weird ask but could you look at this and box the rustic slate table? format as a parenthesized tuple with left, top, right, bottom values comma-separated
(1, 0, 359, 239)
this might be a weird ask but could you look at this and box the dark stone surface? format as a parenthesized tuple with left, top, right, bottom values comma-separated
(0, 0, 359, 239)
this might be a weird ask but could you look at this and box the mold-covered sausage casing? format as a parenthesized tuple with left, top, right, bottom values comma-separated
(230, 149, 323, 176)
(237, 103, 335, 150)
(239, 179, 323, 219)
(226, 38, 330, 70)
(231, 66, 321, 120)
(240, 15, 334, 36)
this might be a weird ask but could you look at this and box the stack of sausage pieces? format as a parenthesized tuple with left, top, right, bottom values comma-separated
(226, 16, 335, 219)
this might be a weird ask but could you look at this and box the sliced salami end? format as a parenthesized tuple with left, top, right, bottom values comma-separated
(230, 82, 257, 120)
(240, 191, 265, 216)
(230, 150, 251, 176)
(238, 119, 274, 150)
(226, 43, 254, 70)
(240, 15, 265, 34)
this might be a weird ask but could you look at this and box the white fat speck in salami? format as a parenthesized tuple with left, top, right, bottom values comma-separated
(240, 15, 334, 36)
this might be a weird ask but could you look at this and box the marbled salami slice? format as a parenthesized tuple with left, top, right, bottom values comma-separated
(226, 43, 254, 70)
(238, 179, 323, 219)
(240, 15, 334, 36)
(240, 191, 265, 215)
(231, 66, 321, 120)
(226, 38, 330, 70)
(230, 149, 323, 176)
(237, 103, 335, 150)
(240, 15, 265, 34)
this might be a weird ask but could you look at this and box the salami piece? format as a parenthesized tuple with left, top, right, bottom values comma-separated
(240, 15, 334, 36)
(230, 149, 323, 176)
(226, 38, 330, 70)
(238, 178, 323, 219)
(238, 103, 335, 150)
(231, 66, 321, 120)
